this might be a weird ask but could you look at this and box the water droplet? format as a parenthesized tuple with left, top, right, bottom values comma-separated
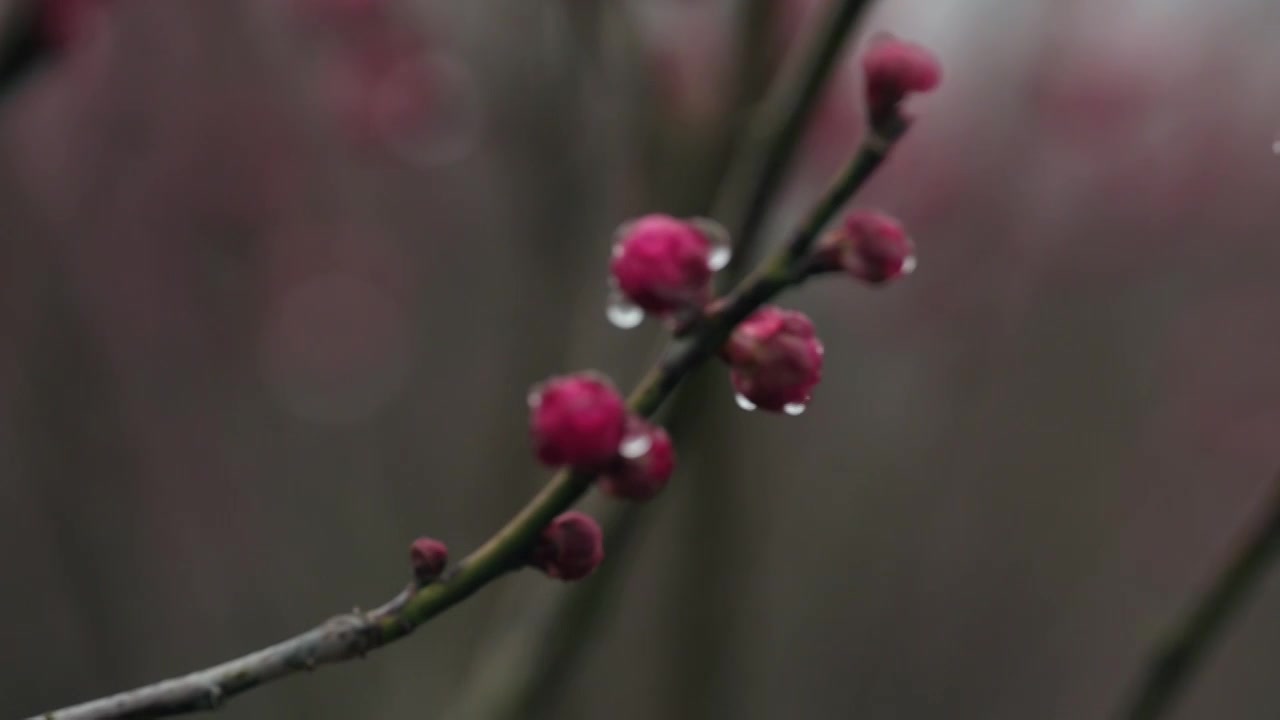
(692, 217, 732, 271)
(527, 388, 543, 408)
(613, 220, 637, 246)
(606, 290, 644, 329)
(901, 256, 918, 275)
(734, 393, 757, 412)
(708, 246, 732, 271)
(619, 432, 653, 459)
(783, 402, 807, 416)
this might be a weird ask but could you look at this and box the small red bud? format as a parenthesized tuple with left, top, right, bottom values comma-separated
(816, 210, 916, 284)
(724, 307, 824, 413)
(409, 537, 448, 584)
(610, 214, 715, 315)
(599, 419, 675, 501)
(530, 511, 604, 581)
(529, 373, 628, 469)
(861, 35, 941, 122)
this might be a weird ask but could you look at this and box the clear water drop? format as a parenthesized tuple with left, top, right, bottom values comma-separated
(783, 402, 807, 416)
(708, 245, 732, 271)
(734, 393, 757, 412)
(605, 290, 644, 329)
(613, 220, 637, 246)
(693, 217, 732, 271)
(619, 432, 653, 460)
(902, 255, 918, 275)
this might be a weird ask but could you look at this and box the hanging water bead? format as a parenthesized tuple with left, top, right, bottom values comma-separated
(691, 218, 732, 271)
(783, 402, 807, 416)
(618, 429, 654, 460)
(600, 420, 675, 501)
(605, 283, 645, 329)
(734, 393, 758, 412)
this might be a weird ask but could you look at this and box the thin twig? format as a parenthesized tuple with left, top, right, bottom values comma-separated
(31, 117, 907, 720)
(712, 0, 876, 276)
(1117, 473, 1280, 720)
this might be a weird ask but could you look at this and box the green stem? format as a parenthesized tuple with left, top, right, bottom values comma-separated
(388, 123, 901, 640)
(32, 118, 906, 720)
(31, 4, 902, 715)
(713, 0, 876, 275)
(443, 2, 887, 713)
(1117, 474, 1280, 720)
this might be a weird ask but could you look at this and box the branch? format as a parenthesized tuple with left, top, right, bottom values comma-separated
(713, 0, 875, 274)
(1116, 472, 1280, 720)
(31, 116, 908, 720)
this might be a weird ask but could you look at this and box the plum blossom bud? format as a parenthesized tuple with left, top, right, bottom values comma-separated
(723, 307, 824, 413)
(610, 215, 715, 315)
(599, 420, 675, 501)
(409, 537, 448, 584)
(815, 210, 916, 284)
(861, 35, 941, 123)
(529, 373, 628, 469)
(530, 511, 604, 581)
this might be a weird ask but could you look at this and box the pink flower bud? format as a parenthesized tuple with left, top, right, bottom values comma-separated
(530, 511, 604, 581)
(599, 420, 675, 501)
(409, 537, 449, 584)
(815, 210, 916, 284)
(861, 35, 941, 121)
(610, 214, 714, 315)
(529, 373, 628, 469)
(724, 307, 824, 413)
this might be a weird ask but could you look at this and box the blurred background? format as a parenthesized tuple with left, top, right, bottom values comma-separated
(3, 0, 1280, 718)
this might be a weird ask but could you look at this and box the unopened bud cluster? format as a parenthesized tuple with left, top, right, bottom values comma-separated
(513, 36, 939, 584)
(524, 374, 675, 580)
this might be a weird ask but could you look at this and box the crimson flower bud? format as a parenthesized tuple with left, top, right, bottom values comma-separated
(530, 511, 604, 581)
(409, 537, 448, 584)
(599, 419, 675, 501)
(724, 307, 824, 413)
(815, 210, 916, 284)
(861, 35, 941, 123)
(529, 373, 628, 469)
(610, 214, 715, 315)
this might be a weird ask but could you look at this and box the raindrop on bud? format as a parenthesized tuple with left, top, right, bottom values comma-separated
(692, 217, 732, 271)
(618, 432, 653, 460)
(606, 289, 645, 329)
